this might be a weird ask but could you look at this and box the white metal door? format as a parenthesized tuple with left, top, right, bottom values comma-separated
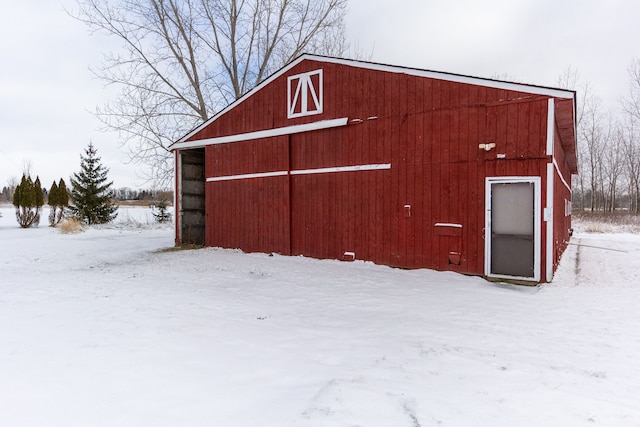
(485, 177, 541, 281)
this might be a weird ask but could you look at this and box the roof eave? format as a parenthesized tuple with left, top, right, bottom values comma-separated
(170, 53, 577, 151)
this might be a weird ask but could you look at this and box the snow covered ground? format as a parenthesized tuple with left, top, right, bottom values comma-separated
(1, 206, 639, 426)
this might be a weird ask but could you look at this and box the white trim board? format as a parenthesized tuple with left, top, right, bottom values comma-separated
(290, 163, 390, 175)
(173, 54, 577, 145)
(207, 171, 288, 182)
(206, 163, 391, 182)
(552, 158, 572, 193)
(546, 98, 555, 156)
(175, 151, 183, 244)
(546, 164, 555, 282)
(172, 118, 348, 150)
(435, 223, 463, 228)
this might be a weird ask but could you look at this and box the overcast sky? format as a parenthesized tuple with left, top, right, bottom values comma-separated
(1, 0, 639, 190)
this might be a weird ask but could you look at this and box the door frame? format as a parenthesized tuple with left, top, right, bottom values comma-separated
(484, 176, 541, 282)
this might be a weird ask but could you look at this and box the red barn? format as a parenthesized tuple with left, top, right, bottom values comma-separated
(170, 54, 577, 283)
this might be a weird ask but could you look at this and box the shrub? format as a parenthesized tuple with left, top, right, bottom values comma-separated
(13, 174, 44, 228)
(58, 217, 84, 234)
(152, 199, 172, 223)
(48, 178, 69, 227)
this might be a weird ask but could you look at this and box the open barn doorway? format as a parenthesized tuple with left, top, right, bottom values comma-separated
(178, 148, 205, 245)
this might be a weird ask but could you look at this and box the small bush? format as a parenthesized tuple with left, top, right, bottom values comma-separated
(152, 199, 172, 223)
(58, 217, 85, 234)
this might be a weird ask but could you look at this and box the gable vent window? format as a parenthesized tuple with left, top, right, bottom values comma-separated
(288, 69, 323, 119)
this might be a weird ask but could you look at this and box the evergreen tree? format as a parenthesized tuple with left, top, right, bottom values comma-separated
(49, 181, 62, 227)
(13, 174, 44, 228)
(152, 199, 172, 223)
(68, 143, 118, 224)
(34, 177, 43, 225)
(58, 179, 69, 207)
(49, 178, 71, 226)
(48, 181, 60, 226)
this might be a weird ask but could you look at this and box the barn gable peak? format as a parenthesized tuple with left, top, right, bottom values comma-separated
(172, 54, 576, 149)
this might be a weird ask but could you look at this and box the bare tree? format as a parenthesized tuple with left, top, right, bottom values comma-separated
(554, 60, 640, 215)
(620, 58, 640, 214)
(4, 176, 19, 204)
(619, 114, 640, 213)
(622, 58, 640, 120)
(22, 160, 33, 179)
(73, 0, 349, 187)
(602, 116, 624, 212)
(556, 66, 592, 211)
(621, 60, 640, 214)
(580, 94, 611, 211)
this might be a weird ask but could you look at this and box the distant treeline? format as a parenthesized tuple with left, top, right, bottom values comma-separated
(1, 185, 172, 204)
(111, 188, 174, 202)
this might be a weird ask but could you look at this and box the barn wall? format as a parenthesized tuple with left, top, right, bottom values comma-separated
(191, 59, 572, 280)
(205, 136, 291, 255)
(552, 170, 572, 272)
(289, 124, 390, 262)
(551, 124, 574, 273)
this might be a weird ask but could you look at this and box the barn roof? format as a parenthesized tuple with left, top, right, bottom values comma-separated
(171, 54, 577, 172)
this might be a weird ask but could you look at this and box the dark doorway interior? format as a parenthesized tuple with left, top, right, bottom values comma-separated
(180, 148, 205, 245)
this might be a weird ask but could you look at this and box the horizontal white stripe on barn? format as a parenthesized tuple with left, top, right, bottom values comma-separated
(206, 163, 391, 182)
(174, 118, 349, 150)
(206, 171, 289, 182)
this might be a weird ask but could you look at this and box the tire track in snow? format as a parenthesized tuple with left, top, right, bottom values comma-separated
(574, 237, 582, 287)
